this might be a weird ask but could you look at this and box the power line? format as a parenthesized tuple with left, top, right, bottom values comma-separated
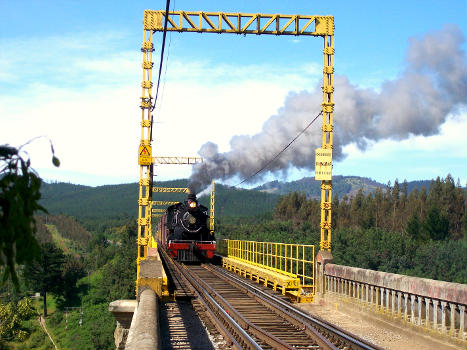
(150, 0, 171, 141)
(234, 110, 323, 187)
(151, 0, 171, 113)
(156, 0, 175, 121)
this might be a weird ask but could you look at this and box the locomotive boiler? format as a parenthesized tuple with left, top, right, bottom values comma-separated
(158, 193, 216, 262)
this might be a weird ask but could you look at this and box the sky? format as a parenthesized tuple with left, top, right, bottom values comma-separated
(0, 0, 466, 188)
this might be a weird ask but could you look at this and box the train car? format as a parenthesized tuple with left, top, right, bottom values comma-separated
(158, 193, 216, 262)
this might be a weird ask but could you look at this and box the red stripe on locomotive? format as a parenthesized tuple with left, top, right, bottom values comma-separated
(167, 242, 216, 259)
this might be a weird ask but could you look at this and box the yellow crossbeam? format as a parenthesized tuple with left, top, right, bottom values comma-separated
(144, 11, 334, 36)
(152, 201, 179, 206)
(152, 208, 166, 213)
(153, 156, 203, 165)
(152, 187, 189, 193)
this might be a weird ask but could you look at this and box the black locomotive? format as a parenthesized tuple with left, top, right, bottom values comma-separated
(158, 193, 216, 262)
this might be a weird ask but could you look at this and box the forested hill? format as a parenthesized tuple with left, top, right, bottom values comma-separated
(39, 180, 281, 225)
(255, 175, 434, 199)
(40, 176, 452, 228)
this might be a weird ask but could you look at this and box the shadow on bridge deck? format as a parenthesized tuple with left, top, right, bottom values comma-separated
(299, 293, 464, 350)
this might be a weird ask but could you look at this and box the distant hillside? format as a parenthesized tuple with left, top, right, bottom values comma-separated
(35, 215, 91, 254)
(202, 185, 280, 217)
(39, 180, 280, 223)
(39, 176, 441, 227)
(40, 180, 186, 219)
(255, 176, 433, 199)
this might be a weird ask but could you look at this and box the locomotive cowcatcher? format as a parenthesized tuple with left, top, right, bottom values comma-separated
(158, 193, 216, 262)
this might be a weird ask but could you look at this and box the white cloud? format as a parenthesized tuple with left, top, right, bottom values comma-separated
(0, 30, 322, 185)
(0, 30, 136, 88)
(338, 111, 467, 183)
(2, 30, 465, 187)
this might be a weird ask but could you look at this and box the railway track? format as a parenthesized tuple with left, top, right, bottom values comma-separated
(160, 249, 384, 350)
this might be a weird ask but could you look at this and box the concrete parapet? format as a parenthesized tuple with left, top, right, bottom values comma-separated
(125, 288, 159, 350)
(316, 250, 333, 294)
(325, 264, 467, 305)
(324, 263, 467, 345)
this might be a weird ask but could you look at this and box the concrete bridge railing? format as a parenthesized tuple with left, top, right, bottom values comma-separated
(323, 263, 466, 344)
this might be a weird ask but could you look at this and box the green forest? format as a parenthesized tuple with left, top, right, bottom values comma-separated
(220, 175, 467, 284)
(1, 170, 466, 349)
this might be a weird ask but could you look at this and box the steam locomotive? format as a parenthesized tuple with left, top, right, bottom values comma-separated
(157, 193, 216, 262)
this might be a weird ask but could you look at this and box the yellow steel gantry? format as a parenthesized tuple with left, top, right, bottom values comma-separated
(144, 11, 333, 37)
(142, 10, 334, 252)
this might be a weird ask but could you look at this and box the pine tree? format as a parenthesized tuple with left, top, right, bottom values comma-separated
(424, 206, 449, 241)
(24, 243, 64, 317)
(407, 213, 422, 241)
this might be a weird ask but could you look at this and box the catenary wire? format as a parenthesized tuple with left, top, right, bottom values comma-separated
(155, 0, 175, 122)
(233, 110, 323, 187)
(150, 0, 171, 141)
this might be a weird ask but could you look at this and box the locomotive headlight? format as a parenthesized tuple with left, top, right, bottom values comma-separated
(188, 200, 197, 208)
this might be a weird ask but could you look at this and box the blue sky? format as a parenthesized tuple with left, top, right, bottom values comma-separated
(1, 0, 466, 187)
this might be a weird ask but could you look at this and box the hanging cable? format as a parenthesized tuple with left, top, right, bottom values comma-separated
(156, 0, 175, 121)
(150, 0, 171, 142)
(151, 0, 171, 113)
(233, 110, 323, 187)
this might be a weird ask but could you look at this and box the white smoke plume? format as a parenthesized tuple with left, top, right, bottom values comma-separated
(196, 183, 213, 198)
(189, 25, 467, 193)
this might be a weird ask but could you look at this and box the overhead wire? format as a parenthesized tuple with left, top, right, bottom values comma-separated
(233, 110, 323, 187)
(156, 0, 175, 122)
(150, 0, 171, 141)
(147, 3, 323, 191)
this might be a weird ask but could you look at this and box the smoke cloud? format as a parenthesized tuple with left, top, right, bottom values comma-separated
(189, 25, 466, 193)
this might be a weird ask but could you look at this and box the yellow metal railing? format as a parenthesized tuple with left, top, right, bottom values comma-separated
(226, 239, 314, 291)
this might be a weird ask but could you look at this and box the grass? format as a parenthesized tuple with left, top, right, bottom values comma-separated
(3, 298, 58, 350)
(33, 294, 58, 317)
(5, 318, 52, 350)
(46, 224, 71, 254)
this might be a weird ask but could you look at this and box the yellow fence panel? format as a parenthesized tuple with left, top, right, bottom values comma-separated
(225, 239, 315, 292)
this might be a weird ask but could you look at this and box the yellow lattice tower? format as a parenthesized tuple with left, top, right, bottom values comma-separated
(210, 180, 215, 235)
(137, 27, 155, 282)
(315, 31, 334, 251)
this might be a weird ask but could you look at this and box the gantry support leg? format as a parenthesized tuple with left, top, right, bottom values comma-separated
(137, 29, 155, 291)
(319, 33, 334, 251)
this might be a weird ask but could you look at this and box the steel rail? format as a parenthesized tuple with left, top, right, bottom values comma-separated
(184, 265, 298, 350)
(159, 248, 261, 350)
(208, 264, 384, 350)
(205, 264, 337, 350)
